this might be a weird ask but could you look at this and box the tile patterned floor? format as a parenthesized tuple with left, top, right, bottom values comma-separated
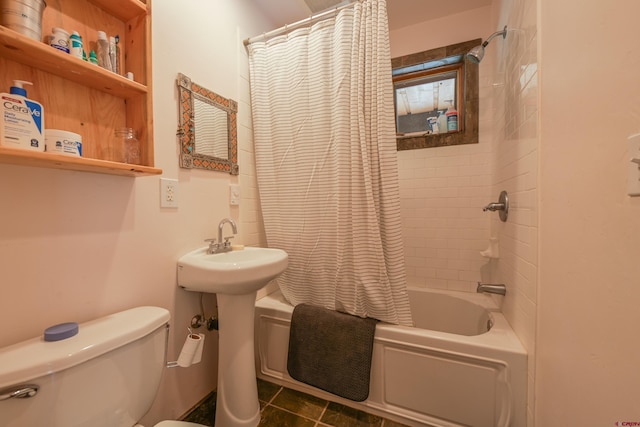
(183, 378, 411, 427)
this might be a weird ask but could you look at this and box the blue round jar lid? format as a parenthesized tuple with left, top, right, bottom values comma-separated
(44, 322, 79, 342)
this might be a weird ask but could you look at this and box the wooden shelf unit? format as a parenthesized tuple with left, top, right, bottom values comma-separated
(0, 0, 161, 177)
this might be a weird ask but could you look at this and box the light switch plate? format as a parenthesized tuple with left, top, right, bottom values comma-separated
(230, 184, 240, 206)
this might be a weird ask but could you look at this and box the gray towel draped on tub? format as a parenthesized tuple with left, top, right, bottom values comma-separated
(287, 303, 378, 402)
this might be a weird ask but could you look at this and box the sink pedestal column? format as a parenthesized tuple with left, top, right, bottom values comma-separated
(215, 291, 261, 427)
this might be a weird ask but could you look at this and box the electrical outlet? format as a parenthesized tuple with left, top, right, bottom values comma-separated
(160, 178, 179, 208)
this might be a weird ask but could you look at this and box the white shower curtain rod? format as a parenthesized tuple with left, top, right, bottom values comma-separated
(243, 1, 358, 46)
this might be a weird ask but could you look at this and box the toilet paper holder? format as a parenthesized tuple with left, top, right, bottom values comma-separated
(167, 328, 205, 368)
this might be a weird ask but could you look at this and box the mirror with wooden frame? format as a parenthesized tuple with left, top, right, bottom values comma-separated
(176, 73, 239, 174)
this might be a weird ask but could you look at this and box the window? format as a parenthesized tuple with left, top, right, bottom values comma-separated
(394, 64, 462, 135)
(391, 39, 480, 150)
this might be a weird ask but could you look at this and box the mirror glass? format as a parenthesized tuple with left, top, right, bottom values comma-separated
(193, 97, 229, 158)
(392, 39, 480, 150)
(176, 73, 239, 174)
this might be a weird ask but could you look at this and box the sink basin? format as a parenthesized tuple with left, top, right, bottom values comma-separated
(177, 246, 288, 295)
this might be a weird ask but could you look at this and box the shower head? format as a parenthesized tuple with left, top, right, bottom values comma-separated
(466, 26, 507, 64)
(467, 45, 486, 63)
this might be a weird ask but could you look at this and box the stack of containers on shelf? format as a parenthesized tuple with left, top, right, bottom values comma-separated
(48, 27, 88, 62)
(43, 27, 122, 77)
(95, 30, 120, 74)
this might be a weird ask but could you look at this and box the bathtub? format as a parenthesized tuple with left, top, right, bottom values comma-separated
(254, 287, 527, 427)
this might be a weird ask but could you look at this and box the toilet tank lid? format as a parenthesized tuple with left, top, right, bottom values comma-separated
(0, 306, 170, 389)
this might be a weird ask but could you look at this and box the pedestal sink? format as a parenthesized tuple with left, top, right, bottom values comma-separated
(177, 246, 288, 427)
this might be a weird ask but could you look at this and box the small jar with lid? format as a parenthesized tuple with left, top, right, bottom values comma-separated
(116, 128, 140, 164)
(49, 27, 70, 53)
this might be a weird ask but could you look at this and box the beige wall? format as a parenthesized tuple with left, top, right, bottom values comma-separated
(536, 0, 640, 425)
(0, 0, 270, 424)
(390, 7, 492, 59)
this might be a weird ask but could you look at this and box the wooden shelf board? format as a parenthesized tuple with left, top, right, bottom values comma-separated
(90, 0, 147, 23)
(0, 26, 147, 98)
(0, 147, 162, 177)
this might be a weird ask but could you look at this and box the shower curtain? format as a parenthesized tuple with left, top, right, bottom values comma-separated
(248, 0, 412, 326)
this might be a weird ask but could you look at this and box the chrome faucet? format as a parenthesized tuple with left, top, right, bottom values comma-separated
(476, 282, 506, 296)
(205, 218, 238, 254)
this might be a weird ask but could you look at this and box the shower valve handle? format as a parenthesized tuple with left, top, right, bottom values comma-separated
(483, 191, 509, 222)
(483, 202, 505, 212)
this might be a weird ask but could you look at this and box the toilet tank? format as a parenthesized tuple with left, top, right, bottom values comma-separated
(0, 306, 170, 427)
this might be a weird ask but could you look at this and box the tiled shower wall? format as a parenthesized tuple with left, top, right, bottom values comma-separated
(238, 29, 267, 250)
(489, 0, 539, 425)
(397, 141, 493, 292)
(394, 8, 495, 293)
(237, 25, 272, 298)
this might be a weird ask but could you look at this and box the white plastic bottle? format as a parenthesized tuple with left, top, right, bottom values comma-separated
(437, 111, 447, 135)
(96, 30, 113, 72)
(49, 27, 70, 53)
(0, 80, 45, 151)
(69, 31, 83, 59)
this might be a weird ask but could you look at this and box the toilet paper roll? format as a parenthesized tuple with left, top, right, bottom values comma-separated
(177, 333, 202, 368)
(192, 333, 205, 364)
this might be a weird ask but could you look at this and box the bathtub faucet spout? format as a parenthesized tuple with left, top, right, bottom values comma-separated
(476, 282, 506, 296)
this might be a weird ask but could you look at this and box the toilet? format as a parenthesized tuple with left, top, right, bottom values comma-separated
(0, 306, 207, 427)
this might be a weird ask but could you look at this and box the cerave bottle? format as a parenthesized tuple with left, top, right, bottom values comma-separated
(1, 80, 45, 151)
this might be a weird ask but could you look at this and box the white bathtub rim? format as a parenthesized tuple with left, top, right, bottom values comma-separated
(256, 286, 500, 313)
(255, 288, 526, 356)
(407, 286, 502, 312)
